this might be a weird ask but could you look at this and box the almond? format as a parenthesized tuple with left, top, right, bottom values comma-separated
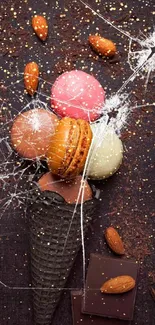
(89, 35, 116, 57)
(105, 227, 125, 255)
(100, 275, 135, 294)
(32, 15, 48, 41)
(24, 62, 39, 96)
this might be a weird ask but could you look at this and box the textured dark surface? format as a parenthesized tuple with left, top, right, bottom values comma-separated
(0, 0, 155, 325)
(29, 187, 96, 325)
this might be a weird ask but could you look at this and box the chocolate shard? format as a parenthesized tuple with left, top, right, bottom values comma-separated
(28, 185, 97, 325)
(82, 254, 139, 321)
(71, 290, 131, 325)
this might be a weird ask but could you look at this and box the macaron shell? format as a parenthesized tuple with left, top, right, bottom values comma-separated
(47, 117, 80, 176)
(38, 172, 92, 204)
(87, 124, 123, 179)
(11, 108, 58, 159)
(63, 119, 93, 178)
(51, 70, 105, 122)
(58, 118, 80, 175)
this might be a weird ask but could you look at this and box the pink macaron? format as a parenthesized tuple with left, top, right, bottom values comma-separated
(51, 70, 105, 122)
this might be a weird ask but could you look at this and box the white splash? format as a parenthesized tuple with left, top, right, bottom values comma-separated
(98, 93, 131, 134)
(128, 30, 155, 89)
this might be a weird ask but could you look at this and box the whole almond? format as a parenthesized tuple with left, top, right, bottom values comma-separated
(89, 35, 116, 57)
(105, 227, 125, 255)
(24, 62, 39, 96)
(32, 15, 48, 41)
(100, 275, 135, 294)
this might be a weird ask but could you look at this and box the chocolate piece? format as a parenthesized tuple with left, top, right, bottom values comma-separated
(82, 254, 139, 320)
(38, 173, 92, 204)
(72, 291, 130, 325)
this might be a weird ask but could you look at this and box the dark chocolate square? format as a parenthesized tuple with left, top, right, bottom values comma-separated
(82, 254, 139, 320)
(72, 291, 131, 325)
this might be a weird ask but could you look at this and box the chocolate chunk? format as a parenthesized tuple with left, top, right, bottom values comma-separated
(82, 254, 139, 320)
(72, 291, 131, 324)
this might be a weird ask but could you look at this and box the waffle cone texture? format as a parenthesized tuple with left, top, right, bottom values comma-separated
(29, 186, 96, 325)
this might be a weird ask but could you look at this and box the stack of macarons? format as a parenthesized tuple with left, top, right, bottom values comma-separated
(47, 117, 92, 178)
(11, 69, 123, 201)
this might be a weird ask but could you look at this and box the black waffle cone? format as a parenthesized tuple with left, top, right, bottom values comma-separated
(29, 185, 96, 325)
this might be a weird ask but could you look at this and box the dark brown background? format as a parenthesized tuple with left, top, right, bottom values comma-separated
(0, 0, 154, 324)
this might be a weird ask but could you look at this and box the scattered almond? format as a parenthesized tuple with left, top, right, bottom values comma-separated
(89, 35, 116, 57)
(100, 275, 135, 294)
(24, 62, 39, 96)
(32, 15, 48, 41)
(105, 226, 125, 255)
(150, 287, 155, 302)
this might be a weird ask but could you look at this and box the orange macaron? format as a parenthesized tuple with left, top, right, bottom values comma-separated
(47, 117, 92, 178)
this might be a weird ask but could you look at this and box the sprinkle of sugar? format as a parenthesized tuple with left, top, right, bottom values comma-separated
(0, 3, 154, 322)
